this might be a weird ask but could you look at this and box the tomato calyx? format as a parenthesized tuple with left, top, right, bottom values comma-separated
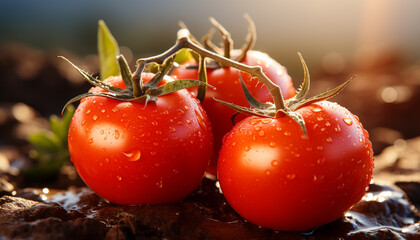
(214, 53, 354, 136)
(179, 14, 256, 69)
(61, 54, 213, 113)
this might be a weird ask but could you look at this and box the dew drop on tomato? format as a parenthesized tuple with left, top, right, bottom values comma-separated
(194, 108, 207, 130)
(123, 149, 141, 162)
(343, 118, 353, 126)
(286, 173, 296, 180)
(114, 130, 120, 139)
(311, 107, 322, 112)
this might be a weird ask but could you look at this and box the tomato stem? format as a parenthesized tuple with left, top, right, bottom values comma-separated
(131, 27, 286, 111)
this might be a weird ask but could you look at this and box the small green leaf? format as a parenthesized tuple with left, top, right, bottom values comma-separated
(98, 20, 120, 79)
(146, 79, 215, 98)
(60, 56, 124, 94)
(238, 73, 272, 109)
(117, 54, 133, 90)
(28, 132, 60, 153)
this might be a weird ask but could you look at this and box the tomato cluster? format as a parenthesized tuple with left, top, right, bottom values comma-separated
(172, 49, 295, 175)
(65, 19, 374, 232)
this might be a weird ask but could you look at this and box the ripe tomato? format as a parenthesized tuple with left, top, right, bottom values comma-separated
(68, 73, 213, 205)
(172, 49, 295, 176)
(217, 101, 374, 231)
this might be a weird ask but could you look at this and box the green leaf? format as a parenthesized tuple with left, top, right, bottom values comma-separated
(98, 20, 120, 79)
(28, 132, 60, 153)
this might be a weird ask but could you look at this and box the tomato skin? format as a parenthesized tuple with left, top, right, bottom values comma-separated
(217, 101, 374, 231)
(172, 50, 295, 176)
(68, 73, 213, 205)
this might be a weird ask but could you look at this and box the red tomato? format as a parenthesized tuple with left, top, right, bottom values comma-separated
(68, 73, 213, 205)
(172, 49, 295, 176)
(217, 101, 374, 231)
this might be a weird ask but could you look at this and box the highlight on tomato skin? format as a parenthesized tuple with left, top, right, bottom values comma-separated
(68, 74, 213, 205)
(217, 101, 374, 231)
(172, 49, 296, 176)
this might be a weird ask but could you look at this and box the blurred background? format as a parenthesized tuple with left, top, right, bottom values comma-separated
(1, 0, 420, 74)
(1, 0, 420, 155)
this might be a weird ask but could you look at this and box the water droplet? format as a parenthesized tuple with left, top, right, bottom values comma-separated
(284, 131, 291, 136)
(114, 130, 120, 139)
(124, 150, 141, 162)
(258, 131, 265, 136)
(262, 119, 272, 124)
(271, 160, 278, 167)
(244, 146, 251, 151)
(117, 176, 122, 181)
(311, 107, 322, 112)
(156, 179, 163, 188)
(92, 115, 98, 121)
(269, 142, 276, 147)
(249, 119, 261, 125)
(254, 126, 262, 131)
(313, 175, 325, 184)
(286, 174, 296, 180)
(195, 109, 207, 130)
(335, 125, 342, 132)
(343, 118, 353, 126)
(265, 170, 271, 176)
(326, 137, 333, 143)
(317, 158, 326, 165)
(101, 109, 106, 113)
(177, 109, 185, 115)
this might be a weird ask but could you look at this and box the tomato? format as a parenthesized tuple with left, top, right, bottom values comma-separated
(217, 101, 374, 231)
(172, 49, 295, 176)
(68, 73, 213, 205)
